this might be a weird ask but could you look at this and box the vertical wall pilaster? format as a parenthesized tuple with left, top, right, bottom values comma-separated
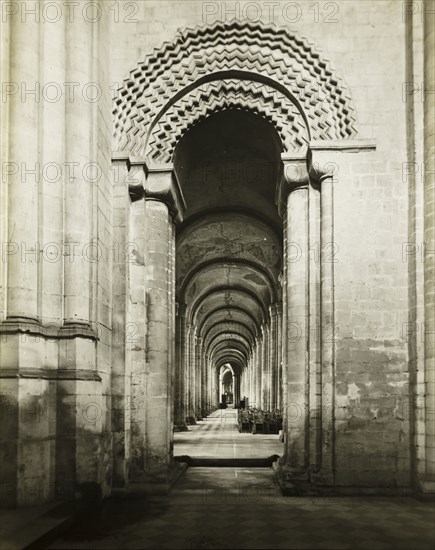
(187, 324, 197, 423)
(128, 185, 147, 482)
(195, 337, 203, 419)
(285, 185, 309, 469)
(169, 220, 176, 436)
(320, 170, 336, 483)
(269, 305, 278, 410)
(62, 13, 94, 329)
(276, 304, 283, 410)
(249, 348, 252, 404)
(255, 339, 261, 406)
(308, 177, 321, 471)
(422, 1, 435, 496)
(405, 3, 426, 491)
(175, 304, 188, 431)
(5, 5, 40, 323)
(199, 339, 207, 417)
(277, 154, 310, 474)
(251, 344, 255, 405)
(185, 324, 192, 423)
(281, 231, 288, 434)
(144, 198, 172, 481)
(260, 324, 268, 407)
(310, 149, 340, 484)
(111, 157, 133, 488)
(208, 358, 213, 410)
(40, 3, 65, 326)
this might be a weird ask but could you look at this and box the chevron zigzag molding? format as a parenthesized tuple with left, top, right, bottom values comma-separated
(113, 19, 357, 157)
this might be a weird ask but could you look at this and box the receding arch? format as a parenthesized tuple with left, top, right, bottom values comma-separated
(190, 285, 269, 324)
(208, 335, 250, 358)
(177, 210, 282, 287)
(206, 331, 252, 356)
(213, 351, 245, 369)
(202, 320, 256, 347)
(180, 258, 278, 305)
(199, 306, 259, 337)
(193, 294, 265, 334)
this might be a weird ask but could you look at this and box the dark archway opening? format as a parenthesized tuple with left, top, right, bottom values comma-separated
(173, 109, 284, 462)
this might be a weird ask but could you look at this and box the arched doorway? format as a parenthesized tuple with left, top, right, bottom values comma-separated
(173, 108, 283, 424)
(170, 108, 285, 460)
(111, 19, 358, 492)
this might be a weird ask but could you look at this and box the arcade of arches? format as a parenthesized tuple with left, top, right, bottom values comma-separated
(1, 3, 435, 511)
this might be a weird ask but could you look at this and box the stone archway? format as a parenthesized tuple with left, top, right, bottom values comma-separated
(111, 19, 373, 494)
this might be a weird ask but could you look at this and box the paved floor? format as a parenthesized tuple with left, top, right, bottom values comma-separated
(174, 409, 283, 459)
(0, 501, 74, 550)
(48, 467, 435, 549)
(47, 412, 435, 550)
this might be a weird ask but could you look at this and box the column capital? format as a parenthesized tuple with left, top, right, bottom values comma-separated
(146, 163, 186, 224)
(126, 160, 147, 202)
(125, 158, 187, 223)
(276, 150, 309, 217)
(308, 148, 339, 185)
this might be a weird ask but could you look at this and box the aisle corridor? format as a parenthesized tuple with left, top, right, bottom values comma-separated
(174, 409, 283, 460)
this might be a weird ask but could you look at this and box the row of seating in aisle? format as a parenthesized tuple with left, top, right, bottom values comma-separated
(238, 408, 283, 434)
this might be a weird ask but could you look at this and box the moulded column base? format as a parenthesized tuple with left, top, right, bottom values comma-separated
(272, 462, 311, 496)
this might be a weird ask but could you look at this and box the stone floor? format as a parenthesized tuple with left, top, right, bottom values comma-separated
(0, 501, 75, 550)
(47, 412, 435, 550)
(174, 409, 284, 459)
(47, 467, 435, 550)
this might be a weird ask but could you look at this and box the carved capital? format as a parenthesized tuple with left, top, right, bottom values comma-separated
(276, 150, 309, 217)
(145, 163, 186, 224)
(125, 158, 187, 223)
(308, 148, 339, 185)
(126, 158, 147, 201)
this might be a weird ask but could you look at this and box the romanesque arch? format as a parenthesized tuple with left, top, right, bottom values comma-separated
(113, 19, 357, 159)
(111, 18, 375, 494)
